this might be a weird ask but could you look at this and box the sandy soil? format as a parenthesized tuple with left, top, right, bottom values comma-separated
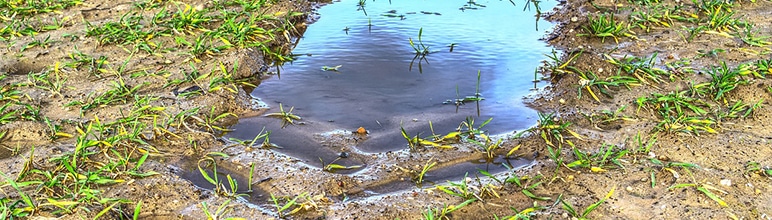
(1, 0, 771, 219)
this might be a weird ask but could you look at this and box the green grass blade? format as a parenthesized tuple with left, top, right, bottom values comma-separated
(133, 200, 143, 220)
(581, 186, 615, 217)
(447, 198, 477, 213)
(94, 201, 120, 220)
(697, 186, 728, 207)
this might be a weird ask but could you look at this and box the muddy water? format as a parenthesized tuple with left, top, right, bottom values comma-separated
(224, 0, 554, 194)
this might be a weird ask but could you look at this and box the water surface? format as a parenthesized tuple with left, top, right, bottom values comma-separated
(231, 0, 554, 154)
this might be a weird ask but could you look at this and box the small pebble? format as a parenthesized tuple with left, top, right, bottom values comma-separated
(720, 179, 731, 186)
(626, 186, 634, 192)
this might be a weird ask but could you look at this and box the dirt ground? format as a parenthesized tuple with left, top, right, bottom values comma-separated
(1, 0, 772, 219)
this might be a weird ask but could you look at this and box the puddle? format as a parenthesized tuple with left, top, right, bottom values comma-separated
(217, 0, 555, 203)
(231, 0, 554, 153)
(175, 157, 273, 205)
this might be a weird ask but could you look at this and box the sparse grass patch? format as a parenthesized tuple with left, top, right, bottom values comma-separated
(518, 112, 583, 149)
(558, 186, 615, 220)
(27, 64, 67, 97)
(576, 69, 640, 102)
(636, 91, 715, 134)
(605, 53, 674, 84)
(193, 106, 236, 132)
(270, 192, 315, 218)
(630, 5, 677, 32)
(505, 172, 551, 201)
(577, 13, 635, 43)
(651, 158, 729, 207)
(20, 35, 55, 52)
(201, 200, 239, 220)
(737, 24, 772, 47)
(65, 47, 110, 78)
(0, 0, 83, 17)
(65, 76, 146, 114)
(544, 49, 583, 78)
(3, 115, 160, 218)
(566, 143, 628, 172)
(582, 105, 636, 130)
(744, 161, 772, 177)
(85, 12, 153, 46)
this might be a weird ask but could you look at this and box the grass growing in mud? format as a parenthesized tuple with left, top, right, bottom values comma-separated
(3, 0, 772, 219)
(0, 0, 306, 218)
(532, 0, 772, 218)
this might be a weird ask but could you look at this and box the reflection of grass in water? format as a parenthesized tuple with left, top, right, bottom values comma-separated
(443, 71, 484, 116)
(197, 152, 249, 199)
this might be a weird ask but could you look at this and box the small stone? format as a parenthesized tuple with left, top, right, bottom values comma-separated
(570, 17, 578, 22)
(626, 186, 633, 192)
(720, 179, 731, 186)
(559, 99, 566, 104)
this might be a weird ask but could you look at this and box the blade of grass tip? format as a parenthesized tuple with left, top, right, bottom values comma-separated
(446, 198, 477, 213)
(133, 200, 143, 220)
(0, 171, 34, 208)
(476, 70, 481, 95)
(94, 201, 121, 220)
(216, 200, 232, 217)
(697, 186, 728, 207)
(479, 117, 493, 129)
(248, 162, 255, 191)
(281, 192, 305, 212)
(522, 189, 551, 201)
(198, 161, 218, 185)
(650, 171, 656, 188)
(560, 197, 577, 217)
(227, 174, 237, 194)
(581, 186, 616, 217)
(201, 202, 212, 218)
(136, 152, 149, 168)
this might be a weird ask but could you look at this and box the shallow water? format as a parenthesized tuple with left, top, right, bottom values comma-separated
(231, 0, 554, 152)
